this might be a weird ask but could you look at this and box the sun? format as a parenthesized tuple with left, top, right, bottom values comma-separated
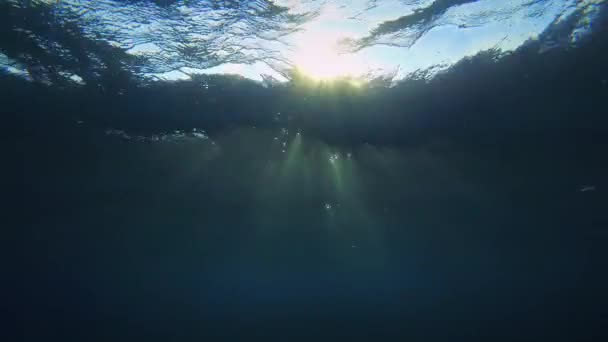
(290, 33, 367, 81)
(294, 49, 366, 81)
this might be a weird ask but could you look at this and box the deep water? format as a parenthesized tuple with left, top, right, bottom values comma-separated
(8, 3, 608, 342)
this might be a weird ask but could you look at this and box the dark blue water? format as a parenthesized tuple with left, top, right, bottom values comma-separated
(7, 1, 608, 341)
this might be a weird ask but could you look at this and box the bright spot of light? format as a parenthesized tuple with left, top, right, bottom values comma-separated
(329, 153, 339, 164)
(291, 30, 368, 81)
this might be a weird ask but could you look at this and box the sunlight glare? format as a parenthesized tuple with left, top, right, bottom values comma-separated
(292, 33, 367, 81)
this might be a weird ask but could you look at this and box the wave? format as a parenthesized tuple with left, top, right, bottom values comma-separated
(1, 0, 605, 85)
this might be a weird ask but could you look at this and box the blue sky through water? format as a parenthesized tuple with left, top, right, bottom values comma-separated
(1, 0, 604, 83)
(179, 0, 602, 82)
